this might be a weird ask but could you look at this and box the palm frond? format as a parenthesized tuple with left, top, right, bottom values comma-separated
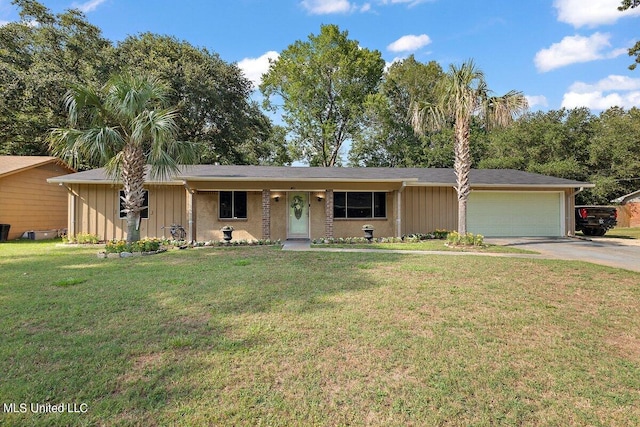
(409, 98, 445, 135)
(104, 152, 124, 181)
(77, 127, 125, 165)
(484, 90, 528, 129)
(48, 128, 85, 169)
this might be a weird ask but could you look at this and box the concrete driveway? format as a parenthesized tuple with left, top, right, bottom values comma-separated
(485, 236, 640, 272)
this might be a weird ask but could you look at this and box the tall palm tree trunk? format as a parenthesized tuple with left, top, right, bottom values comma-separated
(121, 143, 147, 243)
(454, 120, 471, 235)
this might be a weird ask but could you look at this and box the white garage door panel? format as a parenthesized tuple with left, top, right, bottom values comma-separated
(468, 192, 562, 237)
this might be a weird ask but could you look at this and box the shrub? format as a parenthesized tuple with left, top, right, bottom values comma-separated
(433, 229, 450, 239)
(446, 231, 484, 247)
(141, 238, 161, 252)
(105, 238, 162, 254)
(105, 240, 128, 254)
(66, 233, 100, 244)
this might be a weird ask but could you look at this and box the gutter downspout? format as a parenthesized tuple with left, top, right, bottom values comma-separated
(60, 183, 76, 238)
(397, 181, 407, 238)
(567, 187, 584, 237)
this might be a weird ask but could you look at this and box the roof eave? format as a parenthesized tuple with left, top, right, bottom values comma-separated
(405, 182, 595, 188)
(470, 183, 595, 189)
(47, 177, 184, 185)
(177, 176, 418, 183)
(1, 158, 75, 179)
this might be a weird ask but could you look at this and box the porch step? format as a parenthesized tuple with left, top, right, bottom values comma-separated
(282, 239, 311, 251)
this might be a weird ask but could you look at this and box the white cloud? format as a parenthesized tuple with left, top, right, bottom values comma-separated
(534, 32, 624, 72)
(554, 0, 640, 28)
(387, 34, 431, 52)
(300, 0, 353, 14)
(72, 0, 107, 13)
(569, 75, 640, 93)
(525, 95, 548, 108)
(237, 51, 280, 89)
(561, 75, 640, 110)
(379, 0, 431, 6)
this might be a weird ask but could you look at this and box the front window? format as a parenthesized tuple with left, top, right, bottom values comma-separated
(333, 192, 386, 219)
(119, 190, 149, 219)
(219, 191, 247, 219)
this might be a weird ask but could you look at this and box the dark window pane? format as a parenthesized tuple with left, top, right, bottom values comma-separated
(374, 192, 386, 218)
(119, 190, 148, 219)
(219, 191, 232, 218)
(347, 192, 372, 218)
(334, 192, 346, 218)
(119, 191, 125, 219)
(234, 191, 247, 219)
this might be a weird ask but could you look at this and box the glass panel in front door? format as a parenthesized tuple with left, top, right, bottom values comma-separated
(288, 192, 309, 237)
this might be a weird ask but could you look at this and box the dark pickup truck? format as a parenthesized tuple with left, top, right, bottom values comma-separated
(575, 206, 618, 236)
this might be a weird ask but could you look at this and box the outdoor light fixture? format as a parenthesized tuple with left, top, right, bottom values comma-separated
(317, 196, 323, 202)
(274, 195, 280, 202)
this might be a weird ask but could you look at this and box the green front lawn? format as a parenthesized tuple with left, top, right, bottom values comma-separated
(606, 226, 640, 239)
(313, 240, 536, 253)
(1, 241, 638, 426)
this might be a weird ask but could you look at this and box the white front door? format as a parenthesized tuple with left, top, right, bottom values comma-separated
(288, 192, 310, 239)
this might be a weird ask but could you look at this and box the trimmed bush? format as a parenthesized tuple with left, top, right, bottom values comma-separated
(105, 238, 162, 254)
(446, 231, 485, 247)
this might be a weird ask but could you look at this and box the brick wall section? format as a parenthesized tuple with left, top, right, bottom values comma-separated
(262, 189, 271, 239)
(324, 189, 334, 238)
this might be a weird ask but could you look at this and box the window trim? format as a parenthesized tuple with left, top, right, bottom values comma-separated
(219, 190, 248, 220)
(118, 189, 149, 220)
(333, 191, 387, 219)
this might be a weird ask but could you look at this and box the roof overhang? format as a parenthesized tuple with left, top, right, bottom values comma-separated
(46, 177, 184, 185)
(404, 182, 595, 189)
(612, 189, 640, 204)
(1, 157, 75, 179)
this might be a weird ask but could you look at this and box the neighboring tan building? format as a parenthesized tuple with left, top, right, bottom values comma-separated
(48, 165, 593, 241)
(613, 190, 640, 228)
(0, 156, 75, 240)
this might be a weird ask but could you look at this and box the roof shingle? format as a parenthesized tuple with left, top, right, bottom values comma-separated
(0, 156, 74, 178)
(48, 165, 593, 188)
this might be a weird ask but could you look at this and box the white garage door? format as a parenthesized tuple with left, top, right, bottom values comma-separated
(467, 192, 563, 237)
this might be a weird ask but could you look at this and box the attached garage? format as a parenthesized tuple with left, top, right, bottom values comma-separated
(468, 191, 564, 237)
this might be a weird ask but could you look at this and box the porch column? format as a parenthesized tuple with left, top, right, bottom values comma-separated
(325, 189, 334, 238)
(68, 190, 76, 238)
(262, 189, 271, 239)
(396, 189, 402, 238)
(186, 188, 195, 242)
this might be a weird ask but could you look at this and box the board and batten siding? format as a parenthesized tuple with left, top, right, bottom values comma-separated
(401, 186, 458, 234)
(0, 163, 70, 239)
(68, 184, 186, 241)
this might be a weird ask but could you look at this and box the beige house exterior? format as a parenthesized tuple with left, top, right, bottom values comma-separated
(0, 156, 75, 240)
(613, 190, 640, 228)
(48, 166, 593, 241)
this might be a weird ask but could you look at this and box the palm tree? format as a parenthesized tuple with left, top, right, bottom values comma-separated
(411, 60, 528, 235)
(50, 74, 199, 243)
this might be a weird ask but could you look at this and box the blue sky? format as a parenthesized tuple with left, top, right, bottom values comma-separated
(2, 0, 640, 113)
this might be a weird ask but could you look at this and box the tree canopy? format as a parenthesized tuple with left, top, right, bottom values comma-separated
(619, 0, 640, 70)
(110, 33, 281, 165)
(260, 24, 385, 166)
(0, 0, 110, 155)
(1, 0, 283, 166)
(349, 56, 448, 167)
